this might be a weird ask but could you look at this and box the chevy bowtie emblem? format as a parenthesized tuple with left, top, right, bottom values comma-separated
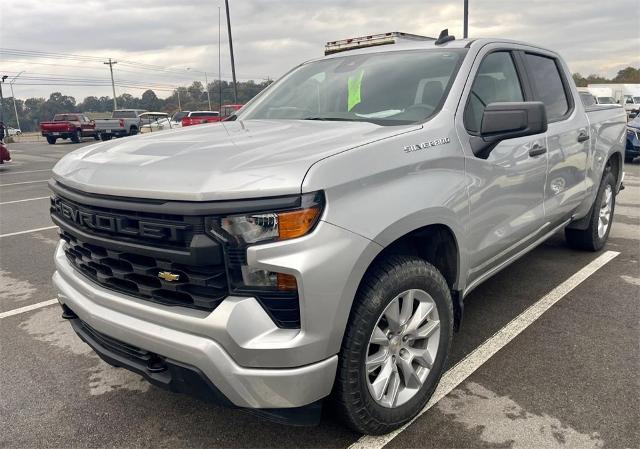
(158, 271, 180, 282)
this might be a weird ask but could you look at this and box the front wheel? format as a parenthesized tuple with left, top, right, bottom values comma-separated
(565, 170, 616, 251)
(71, 130, 81, 143)
(332, 255, 453, 435)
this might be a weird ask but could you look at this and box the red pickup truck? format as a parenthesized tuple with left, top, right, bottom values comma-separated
(0, 141, 11, 164)
(40, 114, 98, 144)
(180, 105, 243, 127)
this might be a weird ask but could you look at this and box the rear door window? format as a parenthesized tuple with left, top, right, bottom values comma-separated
(524, 53, 570, 121)
(464, 51, 524, 134)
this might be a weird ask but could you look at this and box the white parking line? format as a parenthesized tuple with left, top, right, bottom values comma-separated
(0, 169, 51, 175)
(0, 179, 49, 187)
(0, 299, 58, 319)
(0, 226, 58, 238)
(0, 196, 49, 205)
(349, 250, 619, 449)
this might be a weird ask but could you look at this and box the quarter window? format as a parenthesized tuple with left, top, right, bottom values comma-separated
(524, 53, 569, 121)
(464, 52, 524, 133)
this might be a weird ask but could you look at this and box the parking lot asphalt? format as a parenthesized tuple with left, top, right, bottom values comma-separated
(1, 141, 638, 448)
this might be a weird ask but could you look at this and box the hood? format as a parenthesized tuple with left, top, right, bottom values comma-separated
(53, 119, 419, 201)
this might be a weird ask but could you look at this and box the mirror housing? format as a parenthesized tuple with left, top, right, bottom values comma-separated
(471, 101, 547, 158)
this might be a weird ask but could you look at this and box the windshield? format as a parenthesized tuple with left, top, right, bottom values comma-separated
(597, 97, 616, 104)
(238, 49, 467, 125)
(634, 97, 640, 103)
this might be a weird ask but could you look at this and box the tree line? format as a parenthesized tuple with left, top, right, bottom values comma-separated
(0, 79, 272, 132)
(572, 66, 640, 87)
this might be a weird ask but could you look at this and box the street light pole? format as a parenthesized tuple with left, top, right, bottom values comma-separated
(9, 71, 25, 130)
(204, 71, 212, 111)
(218, 6, 223, 110)
(103, 58, 118, 110)
(0, 75, 7, 134)
(463, 0, 469, 38)
(224, 0, 238, 103)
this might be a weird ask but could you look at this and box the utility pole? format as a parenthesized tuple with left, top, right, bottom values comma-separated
(9, 71, 25, 130)
(0, 75, 7, 135)
(176, 88, 182, 111)
(218, 6, 223, 110)
(104, 58, 118, 110)
(463, 0, 469, 38)
(224, 0, 238, 103)
(204, 72, 212, 110)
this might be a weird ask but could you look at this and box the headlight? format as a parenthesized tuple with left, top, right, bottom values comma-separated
(217, 191, 324, 245)
(207, 191, 325, 292)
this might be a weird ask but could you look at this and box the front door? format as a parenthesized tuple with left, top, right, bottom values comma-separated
(455, 47, 549, 290)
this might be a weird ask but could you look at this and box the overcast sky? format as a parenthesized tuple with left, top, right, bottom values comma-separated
(1, 0, 639, 101)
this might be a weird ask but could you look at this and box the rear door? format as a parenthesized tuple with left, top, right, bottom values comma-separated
(522, 52, 589, 225)
(455, 45, 549, 289)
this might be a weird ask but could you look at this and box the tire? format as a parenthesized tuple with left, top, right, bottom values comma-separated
(93, 134, 100, 141)
(71, 130, 81, 143)
(625, 154, 634, 164)
(129, 126, 138, 136)
(565, 170, 616, 251)
(100, 133, 112, 141)
(332, 255, 453, 435)
(46, 136, 57, 145)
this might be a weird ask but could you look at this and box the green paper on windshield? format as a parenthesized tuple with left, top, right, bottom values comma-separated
(347, 70, 364, 111)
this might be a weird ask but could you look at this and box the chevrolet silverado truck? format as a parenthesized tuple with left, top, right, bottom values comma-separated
(40, 113, 98, 144)
(50, 32, 626, 434)
(94, 109, 147, 140)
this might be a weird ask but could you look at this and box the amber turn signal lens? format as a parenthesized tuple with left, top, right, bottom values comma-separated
(277, 207, 321, 240)
(276, 273, 298, 291)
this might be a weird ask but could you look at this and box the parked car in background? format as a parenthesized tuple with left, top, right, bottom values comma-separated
(141, 117, 176, 133)
(588, 83, 640, 117)
(180, 111, 221, 126)
(139, 112, 171, 133)
(0, 141, 11, 164)
(40, 113, 98, 144)
(94, 109, 148, 140)
(626, 115, 640, 162)
(4, 126, 22, 136)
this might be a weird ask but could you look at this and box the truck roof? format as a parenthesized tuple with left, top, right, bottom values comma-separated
(320, 34, 558, 60)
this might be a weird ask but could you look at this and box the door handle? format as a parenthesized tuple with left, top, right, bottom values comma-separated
(529, 144, 547, 157)
(577, 131, 590, 143)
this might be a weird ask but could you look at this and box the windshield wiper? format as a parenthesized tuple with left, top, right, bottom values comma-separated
(302, 117, 356, 121)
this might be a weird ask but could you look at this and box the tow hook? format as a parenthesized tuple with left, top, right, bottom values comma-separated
(147, 355, 167, 373)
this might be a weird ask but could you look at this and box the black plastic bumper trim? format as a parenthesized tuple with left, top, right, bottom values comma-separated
(66, 307, 322, 426)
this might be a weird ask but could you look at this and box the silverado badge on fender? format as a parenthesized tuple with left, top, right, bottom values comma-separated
(158, 271, 180, 282)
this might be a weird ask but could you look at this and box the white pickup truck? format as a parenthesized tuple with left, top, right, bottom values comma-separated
(51, 31, 626, 433)
(94, 109, 148, 140)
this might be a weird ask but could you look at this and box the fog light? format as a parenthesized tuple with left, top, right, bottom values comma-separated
(241, 266, 297, 291)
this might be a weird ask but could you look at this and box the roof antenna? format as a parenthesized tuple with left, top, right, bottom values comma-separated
(435, 29, 455, 45)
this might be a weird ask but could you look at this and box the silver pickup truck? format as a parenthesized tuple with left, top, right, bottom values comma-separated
(94, 109, 147, 140)
(50, 32, 626, 434)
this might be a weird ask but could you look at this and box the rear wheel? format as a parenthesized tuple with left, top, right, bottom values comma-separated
(332, 255, 453, 435)
(565, 170, 616, 251)
(129, 126, 138, 136)
(46, 136, 57, 145)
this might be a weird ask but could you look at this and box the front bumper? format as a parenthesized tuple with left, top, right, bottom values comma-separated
(53, 219, 379, 409)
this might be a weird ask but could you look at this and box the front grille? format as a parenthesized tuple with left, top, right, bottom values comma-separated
(62, 231, 227, 310)
(52, 184, 301, 328)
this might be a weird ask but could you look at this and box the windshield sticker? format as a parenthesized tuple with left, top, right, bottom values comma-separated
(347, 70, 364, 111)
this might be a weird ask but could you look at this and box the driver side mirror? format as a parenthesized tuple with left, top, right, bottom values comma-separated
(471, 101, 547, 158)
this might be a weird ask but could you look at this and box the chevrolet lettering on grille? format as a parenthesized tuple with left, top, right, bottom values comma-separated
(52, 197, 189, 241)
